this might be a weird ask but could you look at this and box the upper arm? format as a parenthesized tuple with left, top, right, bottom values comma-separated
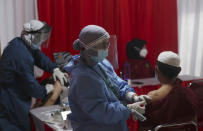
(147, 90, 161, 102)
(147, 87, 170, 103)
(44, 82, 62, 106)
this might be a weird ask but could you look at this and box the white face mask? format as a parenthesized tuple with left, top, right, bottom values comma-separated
(140, 48, 148, 58)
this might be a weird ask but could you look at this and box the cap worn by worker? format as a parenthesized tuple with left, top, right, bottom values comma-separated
(22, 20, 52, 49)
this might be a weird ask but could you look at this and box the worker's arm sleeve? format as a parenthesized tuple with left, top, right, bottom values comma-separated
(16, 57, 47, 99)
(102, 59, 135, 101)
(33, 49, 57, 73)
(73, 75, 131, 125)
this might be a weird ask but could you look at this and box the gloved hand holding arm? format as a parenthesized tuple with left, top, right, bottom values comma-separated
(132, 94, 152, 104)
(32, 49, 69, 86)
(126, 91, 137, 102)
(126, 91, 151, 103)
(53, 68, 69, 86)
(127, 101, 147, 121)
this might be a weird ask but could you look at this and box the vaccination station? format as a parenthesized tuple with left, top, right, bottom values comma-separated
(0, 0, 203, 131)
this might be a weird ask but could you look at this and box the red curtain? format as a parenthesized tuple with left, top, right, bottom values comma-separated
(37, 1, 178, 130)
(37, 0, 178, 71)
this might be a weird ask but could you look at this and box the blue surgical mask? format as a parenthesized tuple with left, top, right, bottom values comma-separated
(91, 49, 108, 63)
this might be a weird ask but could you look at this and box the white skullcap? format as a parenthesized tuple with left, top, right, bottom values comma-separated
(157, 51, 180, 67)
(23, 20, 44, 32)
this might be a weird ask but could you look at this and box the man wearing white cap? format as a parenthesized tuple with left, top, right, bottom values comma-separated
(138, 51, 198, 130)
(0, 20, 68, 131)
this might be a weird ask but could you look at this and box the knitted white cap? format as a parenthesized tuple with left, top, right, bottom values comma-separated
(157, 51, 180, 67)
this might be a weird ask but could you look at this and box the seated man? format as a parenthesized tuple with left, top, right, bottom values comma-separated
(138, 51, 198, 130)
(122, 39, 154, 80)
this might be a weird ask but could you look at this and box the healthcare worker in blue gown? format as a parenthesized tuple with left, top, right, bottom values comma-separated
(0, 20, 68, 131)
(65, 25, 149, 131)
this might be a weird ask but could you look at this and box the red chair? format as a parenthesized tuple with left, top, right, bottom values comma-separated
(188, 80, 203, 126)
(153, 121, 198, 131)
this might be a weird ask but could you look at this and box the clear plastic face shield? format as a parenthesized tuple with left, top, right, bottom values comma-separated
(79, 34, 119, 69)
(38, 31, 51, 48)
(32, 23, 52, 49)
(21, 22, 52, 50)
(106, 35, 119, 69)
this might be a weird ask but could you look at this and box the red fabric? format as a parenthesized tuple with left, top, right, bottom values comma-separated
(30, 115, 36, 131)
(189, 80, 203, 125)
(37, 0, 178, 71)
(37, 1, 178, 130)
(44, 124, 54, 131)
(122, 58, 154, 80)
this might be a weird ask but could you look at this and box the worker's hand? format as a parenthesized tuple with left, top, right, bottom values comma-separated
(127, 101, 146, 115)
(133, 94, 151, 104)
(140, 95, 151, 103)
(132, 95, 142, 102)
(53, 68, 69, 86)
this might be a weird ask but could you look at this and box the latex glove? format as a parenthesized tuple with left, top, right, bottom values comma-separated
(126, 92, 136, 102)
(133, 95, 151, 104)
(45, 84, 54, 94)
(127, 101, 146, 115)
(139, 95, 151, 104)
(53, 68, 69, 86)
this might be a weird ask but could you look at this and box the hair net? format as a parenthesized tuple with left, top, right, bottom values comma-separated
(73, 25, 111, 66)
(73, 25, 110, 51)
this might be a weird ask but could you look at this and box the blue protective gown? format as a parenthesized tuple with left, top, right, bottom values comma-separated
(64, 56, 134, 131)
(0, 37, 57, 131)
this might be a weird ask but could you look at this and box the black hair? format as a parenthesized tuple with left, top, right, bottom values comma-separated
(157, 61, 181, 79)
(126, 38, 146, 59)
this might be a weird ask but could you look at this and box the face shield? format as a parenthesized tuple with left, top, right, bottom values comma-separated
(22, 21, 52, 49)
(79, 34, 118, 68)
(32, 23, 52, 49)
(106, 35, 119, 69)
(38, 31, 51, 48)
